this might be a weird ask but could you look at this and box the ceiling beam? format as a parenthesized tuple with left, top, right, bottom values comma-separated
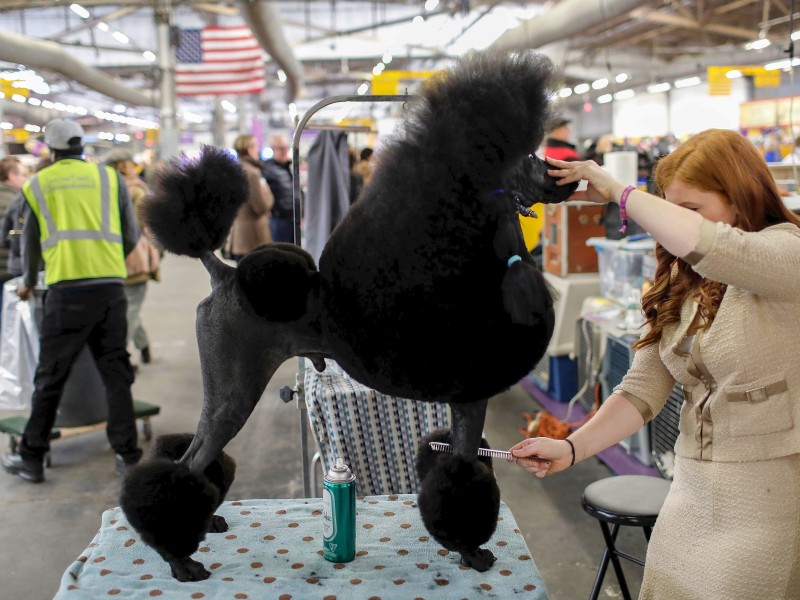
(713, 0, 759, 16)
(631, 7, 777, 42)
(50, 6, 141, 41)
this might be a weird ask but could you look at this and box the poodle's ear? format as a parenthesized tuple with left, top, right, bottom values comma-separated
(236, 245, 319, 321)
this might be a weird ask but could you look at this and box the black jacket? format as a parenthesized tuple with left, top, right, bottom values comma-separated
(262, 159, 297, 219)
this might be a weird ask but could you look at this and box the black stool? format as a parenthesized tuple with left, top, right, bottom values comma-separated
(582, 475, 671, 600)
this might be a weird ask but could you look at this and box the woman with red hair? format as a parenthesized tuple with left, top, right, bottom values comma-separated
(511, 129, 800, 599)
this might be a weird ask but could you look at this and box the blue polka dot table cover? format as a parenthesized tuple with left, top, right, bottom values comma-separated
(55, 494, 548, 599)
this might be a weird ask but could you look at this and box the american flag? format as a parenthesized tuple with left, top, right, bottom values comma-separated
(175, 26, 266, 96)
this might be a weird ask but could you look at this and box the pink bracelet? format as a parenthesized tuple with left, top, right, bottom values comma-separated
(618, 185, 636, 234)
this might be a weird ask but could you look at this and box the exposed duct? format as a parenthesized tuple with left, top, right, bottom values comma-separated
(239, 0, 305, 102)
(493, 0, 649, 52)
(0, 30, 158, 108)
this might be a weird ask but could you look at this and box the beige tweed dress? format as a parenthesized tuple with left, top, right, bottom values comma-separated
(613, 220, 800, 600)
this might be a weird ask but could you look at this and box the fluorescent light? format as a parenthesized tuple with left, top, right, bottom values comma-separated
(597, 93, 613, 104)
(674, 76, 701, 88)
(112, 31, 129, 44)
(647, 82, 671, 93)
(182, 111, 203, 123)
(745, 38, 771, 50)
(425, 0, 439, 10)
(0, 122, 13, 130)
(42, 100, 54, 109)
(412, 15, 424, 25)
(382, 53, 393, 64)
(573, 83, 590, 94)
(24, 124, 41, 132)
(615, 73, 629, 84)
(69, 3, 90, 19)
(591, 78, 609, 90)
(765, 58, 800, 70)
(793, 31, 800, 41)
(114, 133, 131, 142)
(372, 63, 385, 76)
(558, 87, 573, 98)
(220, 100, 236, 113)
(143, 51, 156, 62)
(357, 82, 369, 95)
(97, 21, 109, 32)
(75, 107, 88, 116)
(277, 69, 287, 83)
(11, 94, 26, 103)
(726, 69, 743, 79)
(614, 89, 635, 100)
(28, 97, 41, 106)
(113, 104, 127, 114)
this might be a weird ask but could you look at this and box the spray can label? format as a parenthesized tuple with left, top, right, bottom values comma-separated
(322, 458, 356, 563)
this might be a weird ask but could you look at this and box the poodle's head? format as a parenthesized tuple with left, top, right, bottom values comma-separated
(506, 154, 578, 207)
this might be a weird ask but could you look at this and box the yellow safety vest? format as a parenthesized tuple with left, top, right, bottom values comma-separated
(22, 159, 126, 285)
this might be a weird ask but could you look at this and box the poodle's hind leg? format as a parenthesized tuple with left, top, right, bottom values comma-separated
(416, 400, 500, 572)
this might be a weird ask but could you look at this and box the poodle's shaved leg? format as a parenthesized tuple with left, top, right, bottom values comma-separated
(450, 400, 488, 459)
(448, 399, 498, 571)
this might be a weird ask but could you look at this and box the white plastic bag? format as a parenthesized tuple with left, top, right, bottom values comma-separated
(0, 277, 40, 409)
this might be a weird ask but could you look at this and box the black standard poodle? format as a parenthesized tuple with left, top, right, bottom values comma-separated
(120, 434, 236, 581)
(124, 48, 577, 580)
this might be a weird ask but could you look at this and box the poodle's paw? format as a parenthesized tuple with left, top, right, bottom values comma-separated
(208, 514, 228, 533)
(459, 547, 496, 572)
(169, 557, 210, 582)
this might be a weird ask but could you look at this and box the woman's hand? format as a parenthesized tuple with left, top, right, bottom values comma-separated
(507, 437, 574, 478)
(546, 157, 624, 204)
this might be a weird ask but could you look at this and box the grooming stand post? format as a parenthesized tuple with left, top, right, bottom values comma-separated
(289, 94, 414, 498)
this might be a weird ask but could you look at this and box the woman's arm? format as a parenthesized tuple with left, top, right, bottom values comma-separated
(546, 157, 704, 259)
(509, 395, 645, 477)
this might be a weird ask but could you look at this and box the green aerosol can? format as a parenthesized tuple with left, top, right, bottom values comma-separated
(322, 457, 356, 563)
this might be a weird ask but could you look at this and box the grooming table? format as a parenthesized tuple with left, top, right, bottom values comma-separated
(0, 399, 159, 464)
(55, 494, 548, 599)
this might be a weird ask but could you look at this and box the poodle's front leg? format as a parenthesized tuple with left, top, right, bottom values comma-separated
(416, 400, 500, 572)
(164, 556, 211, 582)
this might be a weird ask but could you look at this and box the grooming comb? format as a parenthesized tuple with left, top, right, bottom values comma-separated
(428, 441, 511, 459)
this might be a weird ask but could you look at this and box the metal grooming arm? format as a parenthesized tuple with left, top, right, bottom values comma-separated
(289, 94, 414, 498)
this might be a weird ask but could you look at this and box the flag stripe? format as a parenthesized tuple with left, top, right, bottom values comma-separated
(175, 25, 265, 96)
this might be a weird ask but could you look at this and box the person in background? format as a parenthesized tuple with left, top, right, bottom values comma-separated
(225, 134, 273, 261)
(510, 128, 800, 599)
(105, 149, 159, 368)
(2, 118, 142, 483)
(352, 146, 374, 186)
(263, 133, 297, 243)
(542, 117, 579, 161)
(3, 156, 50, 280)
(782, 135, 800, 165)
(583, 134, 614, 165)
(348, 147, 364, 205)
(0, 156, 27, 285)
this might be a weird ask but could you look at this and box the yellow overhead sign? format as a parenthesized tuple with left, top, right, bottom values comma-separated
(0, 79, 29, 98)
(371, 70, 442, 95)
(707, 66, 781, 96)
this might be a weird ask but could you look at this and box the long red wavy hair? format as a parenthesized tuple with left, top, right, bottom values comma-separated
(635, 128, 800, 349)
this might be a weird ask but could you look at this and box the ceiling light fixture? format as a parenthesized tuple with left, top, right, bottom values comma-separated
(558, 87, 573, 98)
(69, 3, 90, 19)
(615, 73, 629, 84)
(614, 89, 635, 100)
(674, 76, 701, 88)
(647, 82, 671, 93)
(597, 93, 613, 104)
(573, 83, 590, 94)
(591, 78, 609, 90)
(745, 39, 771, 50)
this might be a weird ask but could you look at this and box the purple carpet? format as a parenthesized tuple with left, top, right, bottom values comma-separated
(519, 376, 662, 478)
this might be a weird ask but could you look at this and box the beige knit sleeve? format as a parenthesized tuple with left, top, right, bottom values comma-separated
(612, 327, 676, 424)
(684, 220, 800, 301)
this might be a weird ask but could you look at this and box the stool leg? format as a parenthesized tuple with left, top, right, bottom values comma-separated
(589, 522, 621, 600)
(643, 526, 652, 542)
(599, 522, 633, 600)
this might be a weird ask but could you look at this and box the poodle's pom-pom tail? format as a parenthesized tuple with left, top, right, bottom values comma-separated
(120, 459, 220, 559)
(141, 146, 248, 258)
(236, 243, 319, 321)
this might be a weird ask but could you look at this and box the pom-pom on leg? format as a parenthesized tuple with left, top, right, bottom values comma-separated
(416, 429, 500, 572)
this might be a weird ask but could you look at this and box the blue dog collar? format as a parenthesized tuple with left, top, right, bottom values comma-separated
(507, 255, 522, 267)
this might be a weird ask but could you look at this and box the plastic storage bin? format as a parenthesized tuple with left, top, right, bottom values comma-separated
(586, 236, 655, 305)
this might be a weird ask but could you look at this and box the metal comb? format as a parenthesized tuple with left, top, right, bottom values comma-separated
(428, 441, 511, 459)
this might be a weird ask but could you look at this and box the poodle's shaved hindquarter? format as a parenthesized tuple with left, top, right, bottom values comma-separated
(125, 49, 576, 580)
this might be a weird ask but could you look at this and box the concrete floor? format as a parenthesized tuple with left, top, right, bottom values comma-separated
(0, 255, 647, 600)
